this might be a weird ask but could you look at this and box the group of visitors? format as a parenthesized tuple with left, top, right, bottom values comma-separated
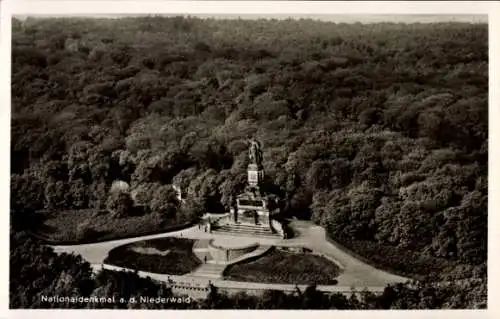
(197, 221, 212, 233)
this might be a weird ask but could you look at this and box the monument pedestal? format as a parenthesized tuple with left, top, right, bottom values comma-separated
(247, 163, 264, 188)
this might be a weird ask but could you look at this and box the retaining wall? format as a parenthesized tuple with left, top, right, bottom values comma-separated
(207, 239, 259, 262)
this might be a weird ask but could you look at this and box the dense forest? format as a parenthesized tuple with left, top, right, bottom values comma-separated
(10, 16, 487, 308)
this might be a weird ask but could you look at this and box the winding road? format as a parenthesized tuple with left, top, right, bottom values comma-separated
(51, 220, 409, 293)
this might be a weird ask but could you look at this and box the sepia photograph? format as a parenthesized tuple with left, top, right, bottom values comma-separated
(2, 1, 494, 315)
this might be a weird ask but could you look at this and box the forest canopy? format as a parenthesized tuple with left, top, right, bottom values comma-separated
(11, 16, 487, 286)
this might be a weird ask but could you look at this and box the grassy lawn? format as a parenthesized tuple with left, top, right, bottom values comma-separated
(223, 247, 341, 285)
(104, 237, 201, 275)
(32, 210, 193, 244)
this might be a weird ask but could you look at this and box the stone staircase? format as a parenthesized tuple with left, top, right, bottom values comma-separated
(193, 239, 213, 263)
(190, 262, 227, 279)
(191, 239, 225, 278)
(190, 245, 272, 279)
(212, 224, 282, 238)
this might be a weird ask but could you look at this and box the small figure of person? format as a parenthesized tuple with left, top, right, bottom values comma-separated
(204, 255, 207, 264)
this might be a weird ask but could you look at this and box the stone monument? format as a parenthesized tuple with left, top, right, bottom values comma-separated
(224, 138, 282, 235)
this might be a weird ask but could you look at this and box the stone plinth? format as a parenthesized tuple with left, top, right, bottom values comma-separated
(247, 164, 264, 187)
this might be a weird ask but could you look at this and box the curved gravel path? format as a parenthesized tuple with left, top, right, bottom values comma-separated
(51, 220, 409, 289)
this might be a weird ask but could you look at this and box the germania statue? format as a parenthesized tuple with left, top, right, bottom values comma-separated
(248, 138, 263, 167)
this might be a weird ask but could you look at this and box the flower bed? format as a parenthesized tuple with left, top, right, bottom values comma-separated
(104, 237, 201, 275)
(223, 247, 340, 285)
